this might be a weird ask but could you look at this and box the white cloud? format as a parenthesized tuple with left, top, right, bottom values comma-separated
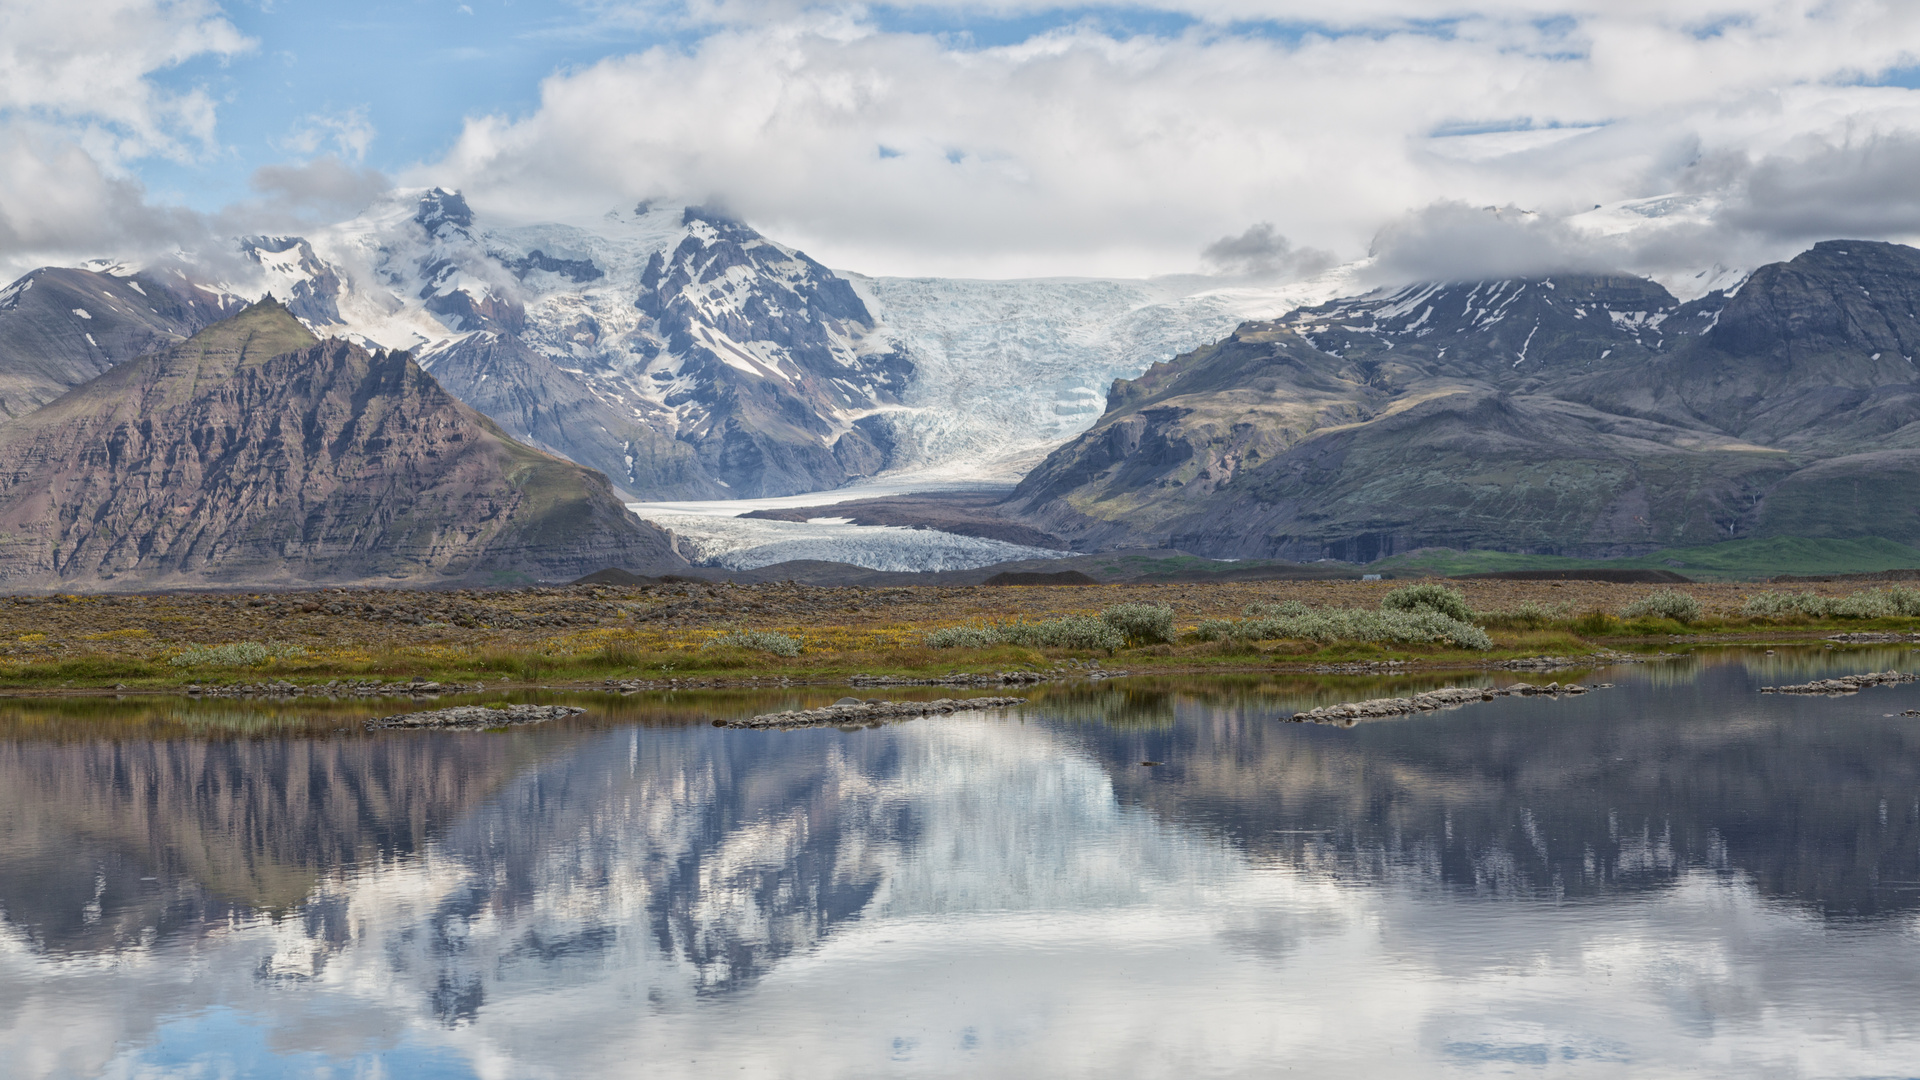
(0, 0, 249, 163)
(425, 2, 1920, 278)
(0, 123, 204, 254)
(281, 107, 376, 164)
(0, 0, 251, 277)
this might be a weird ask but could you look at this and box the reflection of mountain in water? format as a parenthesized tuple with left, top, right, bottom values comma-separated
(422, 728, 916, 998)
(12, 668, 1920, 1075)
(1069, 663, 1920, 917)
(0, 721, 928, 1001)
(0, 733, 541, 952)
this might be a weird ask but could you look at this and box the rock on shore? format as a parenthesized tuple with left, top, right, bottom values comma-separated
(367, 704, 585, 729)
(1287, 681, 1595, 723)
(723, 696, 1026, 730)
(1759, 671, 1918, 694)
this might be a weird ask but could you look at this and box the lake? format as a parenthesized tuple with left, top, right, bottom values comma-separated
(4, 649, 1919, 1078)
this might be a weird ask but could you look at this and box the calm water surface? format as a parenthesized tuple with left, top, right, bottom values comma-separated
(4, 650, 1920, 1078)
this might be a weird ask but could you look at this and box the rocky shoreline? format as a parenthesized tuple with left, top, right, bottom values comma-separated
(848, 669, 1127, 688)
(1759, 671, 1918, 694)
(721, 696, 1027, 730)
(600, 668, 1125, 694)
(187, 679, 488, 699)
(366, 704, 586, 729)
(1287, 681, 1601, 724)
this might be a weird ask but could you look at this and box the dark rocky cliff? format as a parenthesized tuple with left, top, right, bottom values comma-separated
(1008, 243, 1920, 560)
(0, 300, 684, 588)
(0, 266, 241, 419)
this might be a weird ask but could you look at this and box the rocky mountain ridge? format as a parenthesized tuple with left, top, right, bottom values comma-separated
(14, 189, 1339, 501)
(1008, 241, 1920, 560)
(0, 300, 682, 589)
(0, 266, 241, 420)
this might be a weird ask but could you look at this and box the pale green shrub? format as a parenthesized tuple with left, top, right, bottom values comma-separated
(1243, 600, 1310, 618)
(926, 615, 1125, 652)
(1100, 603, 1175, 647)
(702, 629, 803, 657)
(169, 641, 309, 667)
(1620, 589, 1702, 624)
(1191, 607, 1493, 650)
(1742, 587, 1920, 620)
(924, 625, 1002, 649)
(1380, 583, 1475, 622)
(999, 615, 1126, 651)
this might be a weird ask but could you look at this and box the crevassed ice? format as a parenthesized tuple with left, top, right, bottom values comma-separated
(638, 512, 1066, 572)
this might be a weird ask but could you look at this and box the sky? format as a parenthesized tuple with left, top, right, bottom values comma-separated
(2, 0, 1920, 282)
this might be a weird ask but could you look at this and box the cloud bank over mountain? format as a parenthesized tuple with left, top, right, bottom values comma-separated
(6, 1, 1920, 282)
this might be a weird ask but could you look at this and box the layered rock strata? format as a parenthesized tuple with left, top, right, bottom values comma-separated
(0, 300, 684, 588)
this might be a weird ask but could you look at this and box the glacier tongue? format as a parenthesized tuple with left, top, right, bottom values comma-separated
(855, 269, 1362, 481)
(638, 512, 1067, 572)
(631, 476, 1066, 572)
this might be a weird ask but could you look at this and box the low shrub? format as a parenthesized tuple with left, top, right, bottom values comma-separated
(701, 629, 803, 657)
(1742, 587, 1920, 621)
(1243, 600, 1310, 618)
(1191, 607, 1493, 650)
(1100, 603, 1176, 647)
(169, 641, 309, 667)
(999, 615, 1125, 651)
(924, 625, 1002, 649)
(1620, 589, 1702, 624)
(926, 615, 1125, 652)
(1380, 583, 1475, 623)
(1478, 600, 1567, 629)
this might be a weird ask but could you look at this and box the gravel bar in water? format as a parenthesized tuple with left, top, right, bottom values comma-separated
(367, 705, 586, 729)
(1760, 671, 1918, 694)
(1287, 681, 1597, 723)
(723, 696, 1027, 729)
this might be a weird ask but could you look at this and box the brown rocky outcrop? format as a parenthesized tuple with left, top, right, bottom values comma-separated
(0, 299, 684, 588)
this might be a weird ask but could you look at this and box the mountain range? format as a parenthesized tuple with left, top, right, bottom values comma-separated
(0, 299, 679, 588)
(1007, 241, 1920, 560)
(3, 188, 1919, 582)
(224, 189, 1339, 498)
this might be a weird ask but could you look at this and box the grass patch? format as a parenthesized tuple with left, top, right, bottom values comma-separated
(928, 614, 1125, 652)
(1368, 536, 1920, 583)
(701, 629, 804, 657)
(1741, 586, 1920, 621)
(1192, 606, 1494, 650)
(168, 641, 310, 668)
(1620, 589, 1702, 624)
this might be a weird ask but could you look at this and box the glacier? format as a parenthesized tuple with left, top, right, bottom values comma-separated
(231, 190, 1361, 494)
(637, 511, 1067, 572)
(630, 477, 1067, 572)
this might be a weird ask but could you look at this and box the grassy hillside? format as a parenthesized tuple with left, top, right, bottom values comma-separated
(1369, 536, 1920, 581)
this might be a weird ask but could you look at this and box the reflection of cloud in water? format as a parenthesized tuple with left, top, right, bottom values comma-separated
(3, 680, 1920, 1076)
